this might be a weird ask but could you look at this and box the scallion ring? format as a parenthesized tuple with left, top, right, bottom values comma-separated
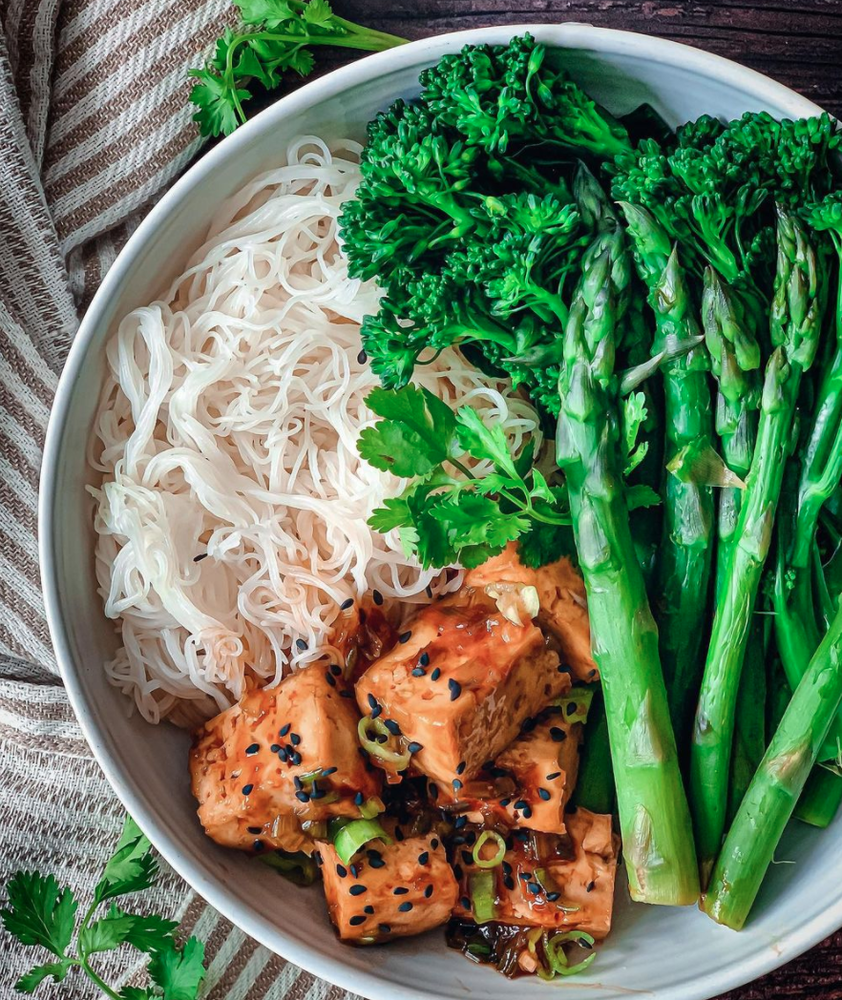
(332, 817, 392, 865)
(545, 931, 596, 977)
(471, 830, 506, 869)
(358, 716, 411, 768)
(468, 870, 497, 924)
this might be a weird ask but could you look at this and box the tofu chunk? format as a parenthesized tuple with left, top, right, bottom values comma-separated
(356, 589, 568, 786)
(191, 664, 381, 854)
(452, 808, 619, 939)
(495, 702, 584, 833)
(464, 543, 597, 682)
(320, 833, 458, 943)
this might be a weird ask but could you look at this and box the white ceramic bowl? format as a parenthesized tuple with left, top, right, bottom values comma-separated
(40, 22, 839, 1000)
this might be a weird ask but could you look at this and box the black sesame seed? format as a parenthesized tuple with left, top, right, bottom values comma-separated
(193, 552, 208, 562)
(329, 664, 342, 678)
(429, 783, 439, 801)
(454, 815, 467, 829)
(448, 679, 462, 701)
(419, 652, 430, 667)
(295, 790, 310, 803)
(367, 693, 378, 710)
(357, 349, 367, 365)
(398, 902, 413, 912)
(323, 766, 338, 775)
(336, 864, 347, 878)
(325, 671, 336, 687)
(546, 891, 561, 902)
(394, 827, 405, 842)
(253, 840, 264, 852)
(393, 886, 409, 895)
(586, 880, 596, 893)
(295, 638, 308, 651)
(431, 838, 439, 849)
(270, 744, 281, 753)
(354, 791, 364, 806)
(567, 702, 578, 716)
(371, 705, 382, 719)
(364, 905, 375, 914)
(424, 884, 433, 898)
(588, 668, 597, 679)
(359, 608, 367, 625)
(340, 689, 354, 699)
(290, 733, 301, 746)
(379, 923, 392, 933)
(340, 598, 354, 610)
(373, 589, 383, 606)
(500, 798, 511, 808)
(411, 667, 425, 677)
(519, 872, 531, 882)
(514, 799, 529, 811)
(454, 864, 464, 880)
(245, 743, 259, 756)
(294, 776, 303, 790)
(310, 786, 326, 799)
(248, 826, 262, 834)
(521, 716, 537, 733)
(349, 915, 366, 926)
(399, 631, 412, 644)
(527, 882, 541, 895)
(453, 779, 463, 791)
(384, 719, 401, 736)
(461, 850, 473, 866)
(504, 876, 516, 891)
(522, 805, 533, 818)
(280, 724, 291, 737)
(557, 663, 571, 674)
(277, 748, 288, 762)
(456, 760, 466, 775)
(550, 727, 567, 743)
(418, 851, 429, 865)
(314, 851, 323, 866)
(349, 884, 367, 896)
(546, 771, 561, 780)
(290, 751, 302, 765)
(430, 667, 441, 681)
(460, 896, 471, 910)
(350, 864, 359, 877)
(538, 788, 551, 801)
(242, 784, 254, 795)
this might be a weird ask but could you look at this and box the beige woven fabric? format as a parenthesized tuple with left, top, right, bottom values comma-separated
(0, 2, 360, 996)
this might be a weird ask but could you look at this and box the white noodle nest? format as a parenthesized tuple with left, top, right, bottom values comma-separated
(89, 136, 541, 726)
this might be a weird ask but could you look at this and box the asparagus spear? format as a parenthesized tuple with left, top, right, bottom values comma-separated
(619, 202, 716, 741)
(557, 181, 699, 906)
(727, 614, 767, 824)
(571, 690, 615, 815)
(702, 269, 762, 595)
(690, 209, 822, 884)
(795, 765, 842, 828)
(704, 600, 842, 929)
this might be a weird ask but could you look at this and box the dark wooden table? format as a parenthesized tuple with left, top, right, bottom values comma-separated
(316, 3, 842, 996)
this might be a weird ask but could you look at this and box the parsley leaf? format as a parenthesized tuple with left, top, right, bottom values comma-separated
(359, 384, 457, 477)
(148, 938, 206, 1000)
(302, 0, 334, 26)
(1, 872, 77, 958)
(237, 0, 296, 28)
(94, 816, 157, 904)
(188, 70, 249, 138)
(455, 406, 519, 479)
(15, 960, 73, 994)
(79, 909, 137, 955)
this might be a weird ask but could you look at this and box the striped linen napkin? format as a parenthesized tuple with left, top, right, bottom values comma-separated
(1, 2, 841, 998)
(0, 0, 357, 995)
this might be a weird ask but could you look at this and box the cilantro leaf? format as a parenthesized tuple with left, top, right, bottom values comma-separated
(626, 484, 662, 510)
(368, 496, 412, 533)
(518, 520, 576, 569)
(148, 938, 206, 1000)
(303, 0, 335, 27)
(121, 910, 179, 954)
(79, 909, 137, 956)
(455, 406, 519, 479)
(237, 0, 296, 28)
(1, 872, 77, 958)
(431, 492, 529, 547)
(121, 989, 157, 1000)
(529, 468, 555, 504)
(621, 390, 650, 476)
(94, 816, 157, 905)
(15, 960, 73, 994)
(359, 385, 457, 477)
(188, 71, 249, 138)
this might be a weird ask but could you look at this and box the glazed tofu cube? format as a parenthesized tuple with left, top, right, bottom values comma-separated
(495, 698, 585, 833)
(190, 664, 381, 854)
(356, 590, 568, 785)
(452, 808, 619, 939)
(464, 542, 597, 682)
(320, 833, 458, 942)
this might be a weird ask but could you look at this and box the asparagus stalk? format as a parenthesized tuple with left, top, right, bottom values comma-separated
(701, 269, 762, 595)
(704, 600, 842, 929)
(795, 764, 842, 828)
(571, 690, 615, 815)
(727, 615, 767, 824)
(557, 182, 699, 906)
(619, 203, 716, 742)
(690, 209, 822, 884)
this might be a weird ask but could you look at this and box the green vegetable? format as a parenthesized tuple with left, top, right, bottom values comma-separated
(471, 831, 507, 869)
(795, 765, 842, 828)
(189, 0, 407, 136)
(554, 686, 594, 725)
(690, 210, 822, 884)
(258, 850, 320, 885)
(704, 599, 842, 929)
(1, 816, 204, 999)
(556, 181, 698, 905)
(332, 817, 392, 865)
(357, 715, 412, 768)
(360, 384, 570, 569)
(727, 614, 768, 823)
(542, 931, 597, 978)
(570, 690, 615, 815)
(468, 870, 497, 924)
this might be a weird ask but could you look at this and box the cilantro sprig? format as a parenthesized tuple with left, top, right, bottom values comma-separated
(1, 817, 205, 1000)
(189, 1, 408, 137)
(359, 385, 572, 569)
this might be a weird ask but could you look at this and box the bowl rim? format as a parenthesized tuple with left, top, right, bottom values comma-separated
(39, 20, 834, 1000)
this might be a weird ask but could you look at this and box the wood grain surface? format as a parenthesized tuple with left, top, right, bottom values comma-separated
(315, 3, 842, 996)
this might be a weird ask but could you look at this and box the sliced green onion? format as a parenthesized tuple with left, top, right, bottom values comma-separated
(358, 716, 412, 768)
(472, 830, 507, 869)
(358, 797, 382, 820)
(257, 850, 319, 886)
(554, 686, 595, 725)
(545, 931, 596, 977)
(333, 817, 392, 865)
(468, 870, 497, 924)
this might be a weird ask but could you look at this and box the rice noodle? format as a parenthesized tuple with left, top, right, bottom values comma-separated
(89, 136, 541, 726)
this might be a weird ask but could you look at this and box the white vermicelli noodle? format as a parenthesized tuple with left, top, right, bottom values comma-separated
(89, 136, 542, 726)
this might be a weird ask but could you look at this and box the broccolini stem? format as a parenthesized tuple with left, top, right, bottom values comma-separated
(704, 600, 842, 929)
(727, 614, 767, 824)
(794, 764, 842, 828)
(690, 210, 822, 885)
